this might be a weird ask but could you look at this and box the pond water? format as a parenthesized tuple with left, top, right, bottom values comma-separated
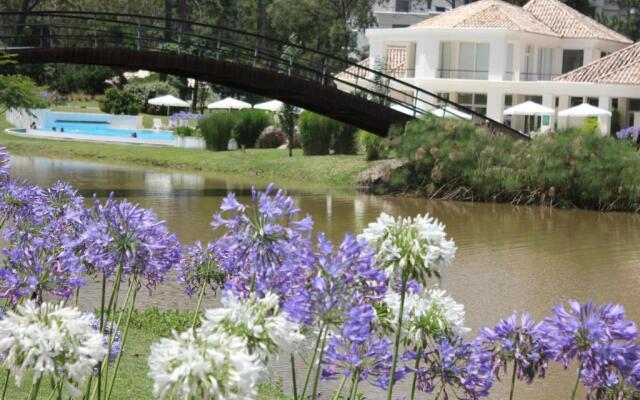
(7, 154, 640, 399)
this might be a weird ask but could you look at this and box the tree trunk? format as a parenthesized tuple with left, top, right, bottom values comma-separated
(15, 0, 41, 40)
(191, 81, 199, 113)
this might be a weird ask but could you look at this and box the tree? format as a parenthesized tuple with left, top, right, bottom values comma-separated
(600, 0, 640, 41)
(0, 53, 47, 114)
(268, 0, 388, 59)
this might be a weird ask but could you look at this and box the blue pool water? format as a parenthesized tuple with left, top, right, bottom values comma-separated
(44, 120, 176, 141)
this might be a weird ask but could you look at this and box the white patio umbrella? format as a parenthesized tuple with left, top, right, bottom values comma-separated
(558, 103, 611, 117)
(503, 101, 554, 116)
(148, 94, 190, 116)
(254, 100, 285, 112)
(207, 97, 252, 110)
(430, 106, 472, 120)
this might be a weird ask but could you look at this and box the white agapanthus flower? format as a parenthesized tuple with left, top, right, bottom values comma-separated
(148, 328, 262, 400)
(360, 212, 456, 283)
(200, 291, 305, 362)
(384, 288, 469, 342)
(0, 301, 106, 399)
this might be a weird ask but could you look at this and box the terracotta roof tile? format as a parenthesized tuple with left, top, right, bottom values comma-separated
(411, 0, 559, 36)
(555, 42, 640, 84)
(523, 0, 632, 43)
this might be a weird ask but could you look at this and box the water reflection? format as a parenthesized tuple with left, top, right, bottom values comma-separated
(7, 155, 640, 399)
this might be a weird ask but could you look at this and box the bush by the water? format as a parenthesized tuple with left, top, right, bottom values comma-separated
(232, 109, 272, 148)
(256, 126, 287, 148)
(358, 130, 390, 160)
(298, 112, 357, 155)
(199, 112, 240, 151)
(175, 126, 195, 137)
(385, 116, 640, 211)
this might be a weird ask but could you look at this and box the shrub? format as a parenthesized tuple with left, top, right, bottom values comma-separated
(332, 122, 358, 155)
(358, 130, 389, 160)
(175, 126, 195, 137)
(99, 87, 143, 115)
(232, 110, 273, 148)
(199, 112, 240, 151)
(298, 112, 336, 155)
(582, 116, 599, 135)
(125, 80, 179, 114)
(386, 116, 640, 211)
(256, 126, 287, 148)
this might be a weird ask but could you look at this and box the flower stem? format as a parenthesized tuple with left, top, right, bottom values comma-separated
(311, 327, 330, 400)
(105, 281, 139, 400)
(409, 345, 423, 400)
(290, 354, 299, 400)
(74, 287, 80, 307)
(349, 371, 361, 400)
(509, 361, 517, 400)
(570, 363, 582, 400)
(434, 382, 445, 400)
(96, 272, 107, 400)
(1, 369, 10, 400)
(300, 323, 326, 400)
(331, 375, 347, 400)
(191, 284, 206, 329)
(27, 376, 42, 400)
(386, 277, 408, 400)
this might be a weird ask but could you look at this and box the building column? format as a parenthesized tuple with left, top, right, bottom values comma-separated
(598, 96, 611, 136)
(542, 94, 554, 133)
(415, 39, 439, 79)
(368, 40, 385, 70)
(489, 39, 506, 81)
(557, 96, 569, 130)
(487, 91, 505, 123)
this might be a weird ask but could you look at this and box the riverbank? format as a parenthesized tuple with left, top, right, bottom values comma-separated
(0, 308, 288, 400)
(0, 121, 369, 190)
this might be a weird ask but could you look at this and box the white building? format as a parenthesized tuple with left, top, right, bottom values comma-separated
(364, 0, 639, 134)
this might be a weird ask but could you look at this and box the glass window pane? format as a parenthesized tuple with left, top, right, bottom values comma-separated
(475, 94, 487, 105)
(458, 43, 475, 79)
(458, 93, 473, 104)
(475, 44, 489, 79)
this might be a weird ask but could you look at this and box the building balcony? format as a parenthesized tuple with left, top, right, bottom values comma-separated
(437, 69, 489, 80)
(520, 72, 559, 81)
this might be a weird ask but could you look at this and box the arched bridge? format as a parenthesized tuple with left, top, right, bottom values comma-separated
(0, 11, 527, 138)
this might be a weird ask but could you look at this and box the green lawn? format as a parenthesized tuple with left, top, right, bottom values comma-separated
(0, 121, 369, 189)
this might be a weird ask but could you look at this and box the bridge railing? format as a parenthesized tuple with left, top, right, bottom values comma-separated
(0, 11, 529, 139)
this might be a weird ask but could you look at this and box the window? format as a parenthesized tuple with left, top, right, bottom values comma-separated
(612, 98, 618, 109)
(523, 45, 534, 80)
(504, 94, 513, 107)
(537, 48, 553, 80)
(555, 97, 559, 107)
(629, 99, 640, 110)
(391, 24, 410, 28)
(505, 44, 514, 81)
(396, 0, 411, 12)
(458, 43, 489, 79)
(601, 51, 611, 58)
(587, 97, 598, 106)
(438, 41, 452, 78)
(458, 92, 487, 115)
(562, 50, 584, 73)
(435, 6, 447, 11)
(570, 96, 583, 107)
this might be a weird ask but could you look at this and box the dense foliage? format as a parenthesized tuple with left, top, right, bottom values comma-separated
(380, 116, 640, 212)
(0, 52, 47, 113)
(298, 111, 357, 156)
(199, 112, 240, 151)
(99, 87, 143, 115)
(231, 109, 273, 148)
(256, 126, 287, 148)
(358, 129, 390, 161)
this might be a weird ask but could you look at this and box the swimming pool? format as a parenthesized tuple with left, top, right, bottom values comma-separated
(44, 120, 176, 141)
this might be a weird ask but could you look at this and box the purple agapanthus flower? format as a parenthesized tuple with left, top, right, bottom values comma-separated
(477, 312, 548, 383)
(74, 194, 181, 291)
(212, 184, 313, 300)
(417, 339, 494, 399)
(177, 241, 226, 297)
(0, 240, 84, 305)
(0, 146, 9, 181)
(540, 300, 639, 394)
(322, 304, 404, 389)
(283, 233, 387, 327)
(616, 126, 640, 140)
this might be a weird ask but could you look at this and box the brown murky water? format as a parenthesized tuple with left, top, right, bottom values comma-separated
(8, 155, 640, 399)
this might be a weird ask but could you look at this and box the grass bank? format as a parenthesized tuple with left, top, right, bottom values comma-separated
(0, 119, 369, 189)
(0, 308, 288, 400)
